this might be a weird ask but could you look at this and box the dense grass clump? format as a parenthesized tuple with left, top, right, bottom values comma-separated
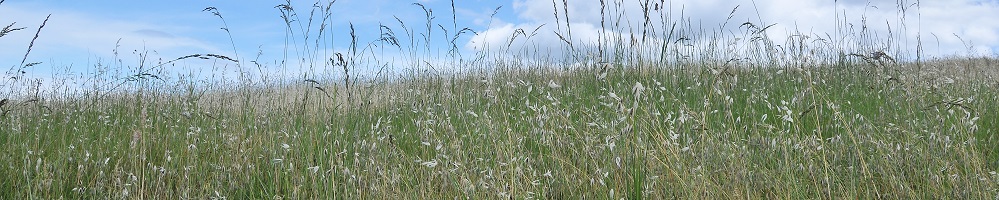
(2, 0, 998, 199)
(2, 57, 996, 199)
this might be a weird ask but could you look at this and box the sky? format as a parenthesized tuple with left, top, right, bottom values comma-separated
(2, 0, 998, 84)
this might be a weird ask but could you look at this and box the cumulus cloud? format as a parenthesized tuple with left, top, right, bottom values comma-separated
(468, 0, 999, 59)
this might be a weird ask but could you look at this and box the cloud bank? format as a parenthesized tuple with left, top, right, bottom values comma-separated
(468, 0, 999, 60)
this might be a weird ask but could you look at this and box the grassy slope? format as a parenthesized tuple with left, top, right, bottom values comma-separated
(1, 57, 997, 199)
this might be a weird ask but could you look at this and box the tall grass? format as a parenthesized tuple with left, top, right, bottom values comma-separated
(1, 0, 997, 199)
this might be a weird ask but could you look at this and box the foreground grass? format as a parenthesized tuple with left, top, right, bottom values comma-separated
(1, 57, 998, 199)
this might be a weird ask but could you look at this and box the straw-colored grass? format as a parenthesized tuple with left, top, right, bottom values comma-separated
(1, 0, 997, 199)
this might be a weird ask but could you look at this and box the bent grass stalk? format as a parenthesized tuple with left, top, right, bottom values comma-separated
(1, 0, 997, 199)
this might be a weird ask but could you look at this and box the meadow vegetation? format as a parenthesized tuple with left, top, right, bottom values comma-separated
(1, 0, 997, 199)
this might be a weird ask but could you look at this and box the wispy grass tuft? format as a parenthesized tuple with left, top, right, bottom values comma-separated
(1, 0, 997, 199)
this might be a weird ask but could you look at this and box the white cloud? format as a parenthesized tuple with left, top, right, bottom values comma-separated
(0, 3, 227, 71)
(468, 0, 999, 60)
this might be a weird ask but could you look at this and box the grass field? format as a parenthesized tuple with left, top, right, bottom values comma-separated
(2, 0, 998, 199)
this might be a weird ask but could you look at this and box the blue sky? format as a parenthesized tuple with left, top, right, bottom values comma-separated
(2, 0, 999, 83)
(1, 0, 513, 80)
